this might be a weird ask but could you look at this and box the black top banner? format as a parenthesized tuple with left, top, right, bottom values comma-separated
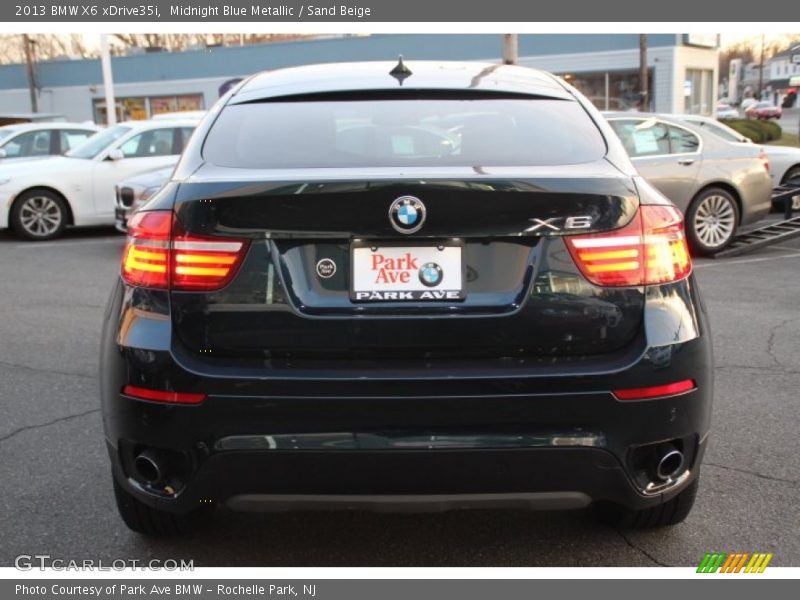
(3, 0, 795, 22)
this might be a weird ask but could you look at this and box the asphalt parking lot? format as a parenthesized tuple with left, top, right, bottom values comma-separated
(1, 222, 798, 567)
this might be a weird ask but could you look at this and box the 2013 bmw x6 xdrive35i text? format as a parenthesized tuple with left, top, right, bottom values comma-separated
(100, 60, 712, 535)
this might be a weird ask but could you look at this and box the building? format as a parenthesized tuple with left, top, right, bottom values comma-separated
(0, 34, 720, 123)
(764, 43, 800, 107)
(726, 42, 800, 107)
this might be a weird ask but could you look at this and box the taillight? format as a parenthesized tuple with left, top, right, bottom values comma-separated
(758, 150, 770, 173)
(121, 211, 248, 291)
(565, 205, 691, 287)
(122, 211, 171, 289)
(171, 220, 247, 290)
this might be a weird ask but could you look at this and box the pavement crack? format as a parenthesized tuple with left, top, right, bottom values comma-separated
(0, 359, 95, 381)
(0, 408, 100, 445)
(765, 317, 798, 368)
(704, 462, 799, 485)
(613, 528, 671, 567)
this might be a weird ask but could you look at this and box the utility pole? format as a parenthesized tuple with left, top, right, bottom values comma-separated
(639, 34, 649, 111)
(100, 34, 117, 125)
(22, 35, 38, 113)
(502, 34, 518, 65)
(757, 33, 765, 100)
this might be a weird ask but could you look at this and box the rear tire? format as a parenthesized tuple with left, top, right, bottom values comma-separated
(780, 166, 800, 211)
(10, 189, 68, 241)
(685, 188, 739, 256)
(113, 476, 209, 536)
(596, 477, 699, 529)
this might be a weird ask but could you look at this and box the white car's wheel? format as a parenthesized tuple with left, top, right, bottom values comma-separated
(10, 189, 68, 241)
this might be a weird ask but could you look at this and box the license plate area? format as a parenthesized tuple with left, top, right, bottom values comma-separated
(350, 240, 465, 302)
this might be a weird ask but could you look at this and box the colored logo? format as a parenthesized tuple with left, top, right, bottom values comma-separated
(697, 552, 773, 573)
(389, 196, 426, 234)
(418, 262, 443, 287)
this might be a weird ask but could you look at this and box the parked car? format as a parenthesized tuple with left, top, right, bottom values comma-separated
(0, 122, 99, 160)
(101, 60, 712, 535)
(114, 166, 173, 232)
(745, 102, 782, 120)
(673, 114, 800, 210)
(740, 98, 759, 111)
(0, 119, 197, 240)
(715, 103, 739, 119)
(604, 112, 772, 254)
(151, 110, 207, 122)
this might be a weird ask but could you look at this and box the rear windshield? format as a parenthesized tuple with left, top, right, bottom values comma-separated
(202, 98, 607, 168)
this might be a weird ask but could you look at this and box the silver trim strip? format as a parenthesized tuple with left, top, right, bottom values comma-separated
(214, 432, 606, 451)
(172, 240, 242, 252)
(226, 492, 592, 513)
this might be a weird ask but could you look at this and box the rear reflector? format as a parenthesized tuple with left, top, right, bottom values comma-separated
(122, 385, 206, 404)
(565, 205, 691, 287)
(121, 211, 249, 291)
(613, 379, 696, 401)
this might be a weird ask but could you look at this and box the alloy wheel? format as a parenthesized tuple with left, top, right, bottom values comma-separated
(18, 195, 63, 238)
(693, 194, 736, 248)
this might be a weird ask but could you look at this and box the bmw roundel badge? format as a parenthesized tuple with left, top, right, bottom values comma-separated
(418, 262, 443, 287)
(389, 196, 426, 234)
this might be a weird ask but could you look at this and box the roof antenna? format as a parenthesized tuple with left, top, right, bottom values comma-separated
(389, 55, 413, 86)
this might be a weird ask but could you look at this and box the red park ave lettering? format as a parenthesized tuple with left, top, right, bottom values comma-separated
(371, 252, 420, 284)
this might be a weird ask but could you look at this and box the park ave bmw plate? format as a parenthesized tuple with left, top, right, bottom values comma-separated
(350, 242, 464, 302)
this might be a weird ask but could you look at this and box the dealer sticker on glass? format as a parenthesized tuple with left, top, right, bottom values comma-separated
(350, 243, 464, 302)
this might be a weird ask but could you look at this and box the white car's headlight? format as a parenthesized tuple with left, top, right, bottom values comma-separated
(133, 185, 163, 209)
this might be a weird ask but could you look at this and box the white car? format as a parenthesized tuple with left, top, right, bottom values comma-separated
(113, 165, 174, 232)
(673, 114, 800, 209)
(740, 98, 759, 111)
(0, 119, 197, 240)
(715, 103, 739, 119)
(0, 122, 99, 160)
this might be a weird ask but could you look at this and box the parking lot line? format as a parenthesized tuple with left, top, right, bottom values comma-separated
(694, 250, 800, 269)
(12, 237, 123, 249)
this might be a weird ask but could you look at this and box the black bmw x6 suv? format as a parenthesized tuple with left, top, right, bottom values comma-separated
(100, 60, 712, 535)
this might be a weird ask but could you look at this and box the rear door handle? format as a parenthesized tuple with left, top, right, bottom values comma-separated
(678, 158, 695, 166)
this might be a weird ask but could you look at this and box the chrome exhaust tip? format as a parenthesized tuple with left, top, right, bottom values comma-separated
(134, 449, 164, 485)
(655, 448, 685, 481)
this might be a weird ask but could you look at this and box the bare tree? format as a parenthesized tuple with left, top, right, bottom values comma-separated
(0, 34, 96, 64)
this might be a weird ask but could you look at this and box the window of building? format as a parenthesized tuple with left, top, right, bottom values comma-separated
(560, 69, 654, 112)
(93, 94, 204, 124)
(684, 69, 714, 115)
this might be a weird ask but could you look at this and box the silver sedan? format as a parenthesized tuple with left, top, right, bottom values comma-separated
(604, 112, 773, 255)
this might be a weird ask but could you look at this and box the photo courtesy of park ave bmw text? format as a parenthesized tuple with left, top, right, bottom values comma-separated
(0, 0, 798, 594)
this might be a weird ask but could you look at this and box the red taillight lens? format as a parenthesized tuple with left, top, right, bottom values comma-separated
(122, 211, 171, 289)
(171, 222, 248, 291)
(613, 379, 696, 401)
(565, 205, 691, 287)
(122, 385, 206, 404)
(121, 211, 249, 291)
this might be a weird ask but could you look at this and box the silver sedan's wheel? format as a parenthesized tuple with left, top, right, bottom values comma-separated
(686, 188, 739, 256)
(10, 190, 68, 241)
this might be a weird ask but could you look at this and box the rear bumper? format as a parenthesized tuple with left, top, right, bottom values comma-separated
(100, 277, 713, 515)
